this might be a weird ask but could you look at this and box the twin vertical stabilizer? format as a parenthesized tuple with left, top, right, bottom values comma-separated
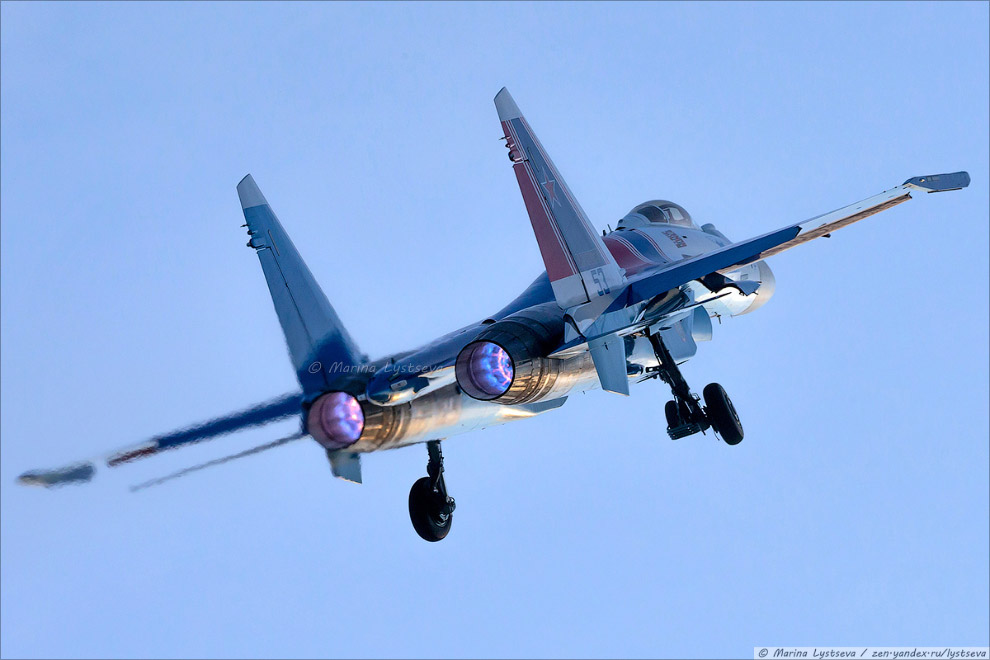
(495, 88, 629, 393)
(237, 175, 364, 394)
(495, 88, 626, 312)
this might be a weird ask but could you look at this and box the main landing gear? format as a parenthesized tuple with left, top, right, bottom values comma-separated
(408, 440, 456, 542)
(648, 333, 744, 445)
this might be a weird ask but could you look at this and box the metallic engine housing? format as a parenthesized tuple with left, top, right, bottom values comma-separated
(455, 303, 567, 404)
(306, 383, 412, 451)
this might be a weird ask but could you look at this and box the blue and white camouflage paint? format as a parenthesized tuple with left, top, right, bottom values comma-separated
(18, 88, 969, 488)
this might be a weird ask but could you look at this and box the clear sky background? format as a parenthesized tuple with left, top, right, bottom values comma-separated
(2, 2, 987, 658)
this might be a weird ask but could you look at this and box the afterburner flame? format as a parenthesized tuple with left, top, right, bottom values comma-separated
(463, 342, 514, 397)
(308, 392, 364, 449)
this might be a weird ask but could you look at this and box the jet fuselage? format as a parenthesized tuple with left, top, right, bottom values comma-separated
(348, 219, 774, 453)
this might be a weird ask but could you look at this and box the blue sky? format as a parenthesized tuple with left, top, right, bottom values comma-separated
(1, 2, 987, 658)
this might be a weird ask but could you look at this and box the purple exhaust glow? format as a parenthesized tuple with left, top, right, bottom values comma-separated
(312, 392, 364, 449)
(465, 342, 514, 397)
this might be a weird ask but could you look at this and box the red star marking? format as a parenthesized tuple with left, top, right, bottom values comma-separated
(541, 173, 559, 207)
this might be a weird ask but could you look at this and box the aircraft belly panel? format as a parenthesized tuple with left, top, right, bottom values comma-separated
(349, 350, 610, 452)
(349, 335, 686, 453)
(348, 387, 556, 452)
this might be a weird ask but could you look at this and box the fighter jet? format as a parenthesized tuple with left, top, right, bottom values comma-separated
(19, 88, 970, 542)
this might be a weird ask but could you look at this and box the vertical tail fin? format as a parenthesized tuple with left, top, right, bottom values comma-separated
(494, 88, 626, 311)
(237, 175, 364, 393)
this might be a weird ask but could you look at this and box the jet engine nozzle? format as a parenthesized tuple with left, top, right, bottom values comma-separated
(307, 391, 365, 450)
(457, 342, 515, 399)
(455, 303, 565, 405)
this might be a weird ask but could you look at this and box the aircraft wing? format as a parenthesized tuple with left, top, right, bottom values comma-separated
(18, 392, 303, 488)
(611, 171, 971, 310)
(615, 226, 800, 308)
(106, 392, 303, 466)
(745, 171, 970, 263)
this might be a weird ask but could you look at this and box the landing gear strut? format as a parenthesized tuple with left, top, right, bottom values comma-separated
(649, 333, 744, 445)
(408, 440, 456, 542)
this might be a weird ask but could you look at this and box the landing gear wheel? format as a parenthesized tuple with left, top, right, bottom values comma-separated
(703, 383, 743, 445)
(408, 440, 456, 542)
(664, 400, 680, 428)
(408, 476, 453, 542)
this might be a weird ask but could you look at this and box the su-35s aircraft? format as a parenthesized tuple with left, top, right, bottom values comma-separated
(20, 88, 970, 541)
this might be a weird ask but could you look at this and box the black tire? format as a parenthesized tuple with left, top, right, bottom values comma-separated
(664, 400, 680, 428)
(408, 477, 452, 542)
(703, 382, 743, 445)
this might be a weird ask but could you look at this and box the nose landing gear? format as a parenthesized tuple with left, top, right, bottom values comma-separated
(408, 440, 456, 542)
(649, 332, 744, 445)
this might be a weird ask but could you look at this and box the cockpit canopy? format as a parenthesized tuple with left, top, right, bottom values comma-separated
(618, 200, 695, 229)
